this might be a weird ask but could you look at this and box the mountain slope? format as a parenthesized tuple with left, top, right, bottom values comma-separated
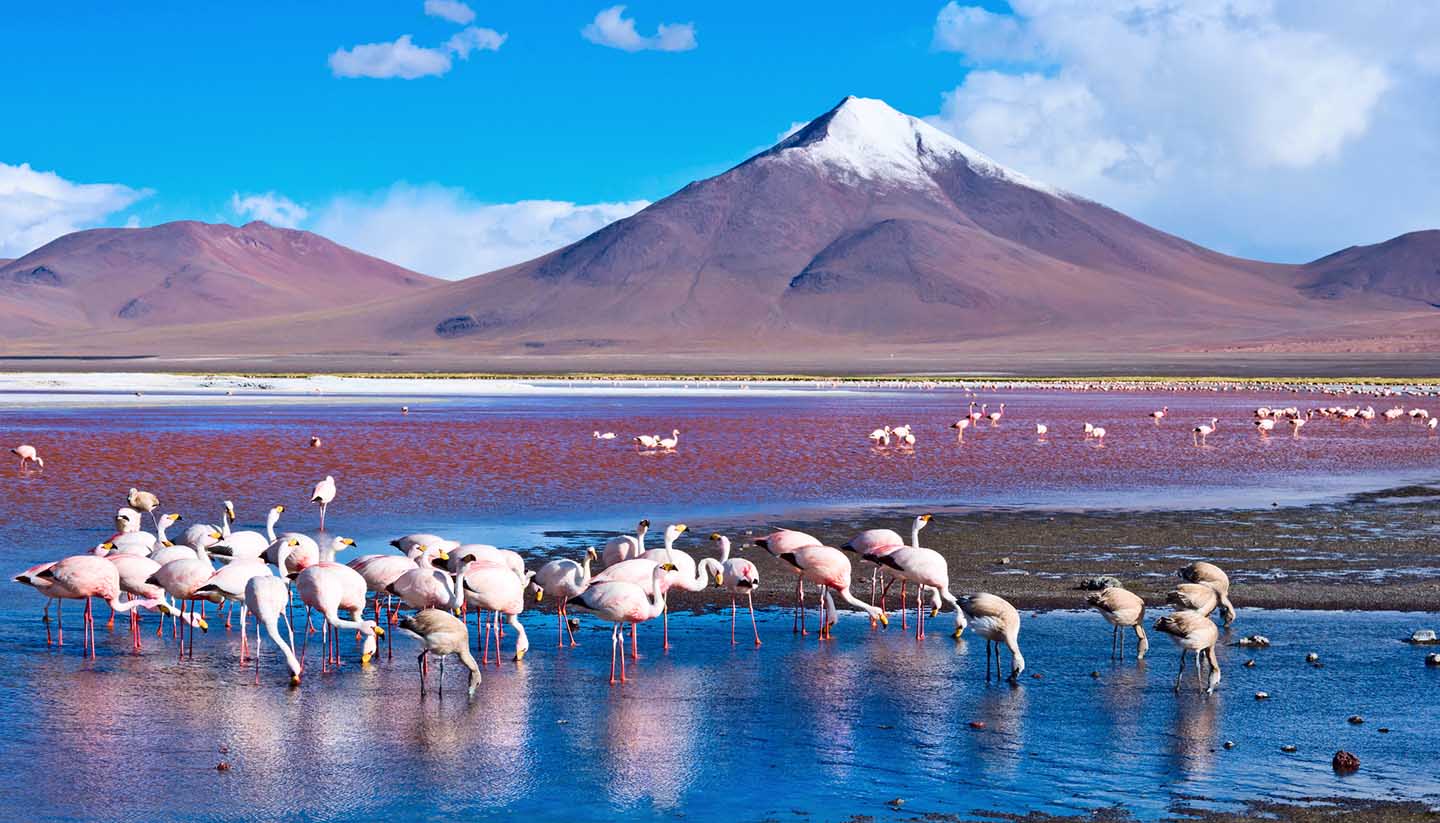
(0, 220, 440, 337)
(1295, 231, 1440, 305)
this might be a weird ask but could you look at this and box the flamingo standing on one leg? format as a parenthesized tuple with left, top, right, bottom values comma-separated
(959, 592, 1024, 682)
(1086, 585, 1148, 660)
(311, 475, 336, 531)
(533, 546, 598, 647)
(1154, 610, 1221, 693)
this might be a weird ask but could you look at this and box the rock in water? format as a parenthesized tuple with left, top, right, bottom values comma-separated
(1426, 653, 1440, 667)
(1238, 635, 1271, 648)
(1332, 750, 1360, 774)
(1409, 629, 1437, 644)
(1079, 575, 1123, 591)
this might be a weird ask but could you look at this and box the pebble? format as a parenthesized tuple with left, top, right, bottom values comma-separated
(1348, 715, 1364, 725)
(1305, 652, 1319, 663)
(1244, 659, 1256, 668)
(1031, 673, 1043, 679)
(216, 762, 231, 772)
(1255, 691, 1270, 700)
(1281, 744, 1297, 753)
(1426, 653, 1440, 667)
(1090, 671, 1101, 679)
(969, 721, 986, 730)
(888, 798, 905, 809)
(1079, 575, 1123, 591)
(1332, 750, 1361, 774)
(1223, 740, 1236, 750)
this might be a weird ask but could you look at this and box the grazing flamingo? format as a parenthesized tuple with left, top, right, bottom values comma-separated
(128, 487, 161, 530)
(12, 444, 43, 471)
(1086, 586, 1148, 659)
(1193, 417, 1218, 445)
(1150, 407, 1168, 423)
(1154, 610, 1220, 693)
(1090, 426, 1107, 443)
(711, 534, 761, 646)
(755, 529, 823, 632)
(447, 543, 526, 581)
(891, 424, 913, 440)
(869, 426, 892, 445)
(39, 555, 163, 657)
(309, 436, 322, 448)
(108, 552, 203, 648)
(453, 561, 532, 664)
(658, 429, 680, 450)
(533, 547, 599, 647)
(948, 419, 969, 440)
(604, 519, 651, 566)
(1255, 419, 1275, 435)
(841, 517, 925, 614)
(567, 563, 673, 684)
(311, 475, 336, 530)
(633, 434, 661, 449)
(1428, 417, 1438, 434)
(959, 593, 1024, 682)
(774, 544, 887, 639)
(871, 515, 965, 639)
(390, 533, 458, 554)
(593, 431, 617, 440)
(1166, 582, 1219, 617)
(399, 609, 480, 697)
(388, 563, 457, 611)
(148, 538, 217, 657)
(295, 539, 383, 669)
(1035, 423, 1048, 437)
(1290, 418, 1306, 436)
(1178, 561, 1235, 624)
(244, 560, 302, 686)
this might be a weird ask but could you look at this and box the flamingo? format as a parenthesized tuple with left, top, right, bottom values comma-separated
(148, 538, 217, 657)
(1166, 582, 1220, 617)
(773, 544, 887, 639)
(870, 515, 965, 639)
(1193, 417, 1218, 445)
(352, 543, 449, 623)
(603, 519, 651, 567)
(711, 534, 761, 647)
(390, 533, 459, 554)
(987, 403, 1005, 425)
(128, 487, 161, 529)
(398, 609, 480, 697)
(309, 436, 322, 448)
(967, 403, 983, 424)
(15, 561, 71, 645)
(193, 542, 285, 652)
(1428, 417, 1438, 434)
(1150, 407, 1168, 424)
(1090, 426, 1107, 443)
(267, 532, 324, 575)
(244, 558, 302, 686)
(754, 529, 823, 633)
(210, 505, 285, 562)
(948, 419, 969, 440)
(593, 431, 617, 440)
(12, 444, 43, 471)
(1035, 423, 1048, 437)
(1154, 610, 1220, 693)
(447, 543, 526, 581)
(658, 429, 680, 450)
(1290, 418, 1306, 436)
(453, 561, 531, 664)
(388, 564, 458, 611)
(891, 424, 913, 440)
(959, 592, 1024, 682)
(533, 547, 599, 647)
(294, 538, 382, 670)
(38, 555, 164, 657)
(311, 475, 336, 530)
(108, 512, 181, 556)
(1255, 419, 1275, 435)
(1086, 585, 1148, 659)
(1178, 561, 1235, 624)
(566, 563, 674, 684)
(868, 426, 892, 445)
(633, 434, 660, 449)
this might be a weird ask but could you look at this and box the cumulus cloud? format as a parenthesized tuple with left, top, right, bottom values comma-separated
(424, 0, 475, 25)
(307, 183, 649, 279)
(230, 191, 310, 229)
(582, 5, 697, 52)
(928, 0, 1440, 260)
(329, 26, 504, 79)
(0, 161, 149, 258)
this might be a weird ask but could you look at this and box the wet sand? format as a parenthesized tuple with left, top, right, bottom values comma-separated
(660, 484, 1440, 615)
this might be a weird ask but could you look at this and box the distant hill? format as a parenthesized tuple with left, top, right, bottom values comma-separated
(1296, 231, 1440, 306)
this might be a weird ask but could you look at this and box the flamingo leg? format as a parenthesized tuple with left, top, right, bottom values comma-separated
(748, 592, 761, 647)
(731, 596, 737, 645)
(439, 654, 446, 699)
(609, 624, 619, 685)
(557, 606, 565, 648)
(630, 622, 639, 660)
(1175, 651, 1186, 691)
(106, 602, 115, 631)
(565, 604, 578, 647)
(254, 622, 263, 685)
(56, 598, 63, 646)
(419, 651, 429, 696)
(900, 583, 908, 630)
(43, 599, 52, 645)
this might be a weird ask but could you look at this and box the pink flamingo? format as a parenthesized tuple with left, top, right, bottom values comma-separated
(109, 552, 205, 649)
(453, 561, 532, 665)
(295, 537, 383, 671)
(871, 516, 965, 639)
(754, 529, 823, 633)
(311, 475, 336, 530)
(148, 539, 217, 658)
(533, 546, 599, 647)
(15, 560, 66, 644)
(711, 534, 761, 646)
(37, 555, 163, 657)
(774, 544, 887, 639)
(12, 444, 43, 471)
(603, 519, 650, 566)
(949, 418, 969, 440)
(244, 543, 302, 686)
(567, 563, 674, 684)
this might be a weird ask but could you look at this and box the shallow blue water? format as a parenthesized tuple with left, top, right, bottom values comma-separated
(3, 388, 1440, 821)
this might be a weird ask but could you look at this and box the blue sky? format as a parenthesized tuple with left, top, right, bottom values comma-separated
(3, 1, 1438, 277)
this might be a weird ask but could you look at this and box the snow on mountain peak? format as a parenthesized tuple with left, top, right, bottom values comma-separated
(768, 96, 1061, 196)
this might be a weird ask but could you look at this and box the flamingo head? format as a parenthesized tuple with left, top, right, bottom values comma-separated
(223, 500, 236, 522)
(586, 546, 599, 562)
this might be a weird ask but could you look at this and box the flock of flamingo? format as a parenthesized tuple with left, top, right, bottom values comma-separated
(9, 469, 1243, 697)
(859, 401, 1438, 447)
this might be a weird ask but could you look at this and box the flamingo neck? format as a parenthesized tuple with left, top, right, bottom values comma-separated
(156, 519, 171, 544)
(580, 552, 593, 583)
(910, 521, 921, 549)
(717, 537, 731, 563)
(266, 511, 280, 543)
(648, 568, 668, 616)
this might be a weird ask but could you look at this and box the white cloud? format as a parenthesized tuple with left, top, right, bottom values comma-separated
(329, 25, 504, 79)
(0, 161, 149, 258)
(424, 0, 475, 25)
(582, 5, 697, 52)
(329, 34, 453, 79)
(446, 26, 506, 58)
(230, 191, 310, 229)
(307, 183, 649, 279)
(928, 1, 1440, 260)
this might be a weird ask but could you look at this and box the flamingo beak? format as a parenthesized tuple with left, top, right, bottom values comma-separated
(290, 674, 301, 686)
(675, 524, 688, 533)
(953, 626, 965, 639)
(515, 647, 527, 662)
(162, 540, 174, 548)
(438, 551, 450, 561)
(361, 652, 373, 665)
(276, 505, 285, 513)
(877, 612, 890, 627)
(196, 617, 210, 633)
(713, 574, 723, 586)
(535, 589, 544, 602)
(373, 626, 384, 637)
(211, 532, 223, 540)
